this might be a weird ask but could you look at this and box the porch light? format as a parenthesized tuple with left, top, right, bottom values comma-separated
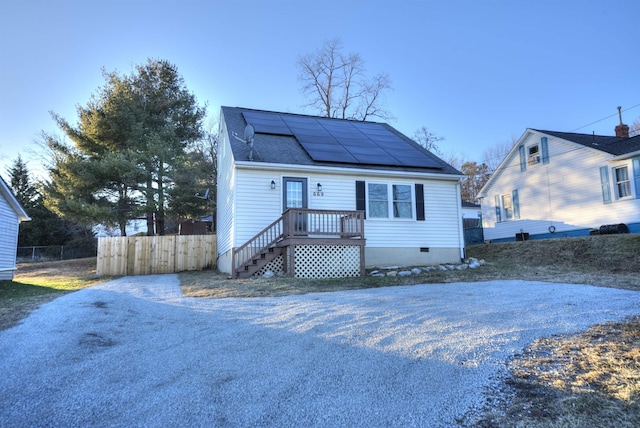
(316, 183, 322, 192)
(270, 180, 276, 189)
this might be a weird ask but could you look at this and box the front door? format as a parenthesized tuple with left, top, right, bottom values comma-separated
(283, 177, 307, 234)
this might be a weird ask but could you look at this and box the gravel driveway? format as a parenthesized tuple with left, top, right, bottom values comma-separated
(1, 276, 639, 427)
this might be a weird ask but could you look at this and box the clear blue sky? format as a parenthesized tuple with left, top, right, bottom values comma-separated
(1, 0, 639, 179)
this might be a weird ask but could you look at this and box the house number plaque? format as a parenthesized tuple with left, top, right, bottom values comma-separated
(313, 191, 324, 197)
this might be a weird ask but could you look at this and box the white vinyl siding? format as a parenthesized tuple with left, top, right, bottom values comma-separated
(481, 131, 640, 241)
(215, 120, 237, 259)
(230, 170, 462, 251)
(0, 195, 20, 280)
(362, 178, 460, 249)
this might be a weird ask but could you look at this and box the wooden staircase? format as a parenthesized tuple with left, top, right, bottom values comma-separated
(232, 214, 285, 278)
(232, 209, 365, 278)
(236, 246, 284, 278)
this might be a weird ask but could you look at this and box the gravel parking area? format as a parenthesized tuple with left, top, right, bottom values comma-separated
(1, 275, 639, 427)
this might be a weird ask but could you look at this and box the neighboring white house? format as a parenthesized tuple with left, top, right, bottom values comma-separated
(478, 119, 640, 242)
(0, 175, 31, 280)
(216, 106, 465, 278)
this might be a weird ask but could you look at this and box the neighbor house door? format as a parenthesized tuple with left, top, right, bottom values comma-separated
(283, 177, 307, 234)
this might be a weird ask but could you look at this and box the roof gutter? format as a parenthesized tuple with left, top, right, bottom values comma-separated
(612, 149, 640, 161)
(234, 161, 465, 182)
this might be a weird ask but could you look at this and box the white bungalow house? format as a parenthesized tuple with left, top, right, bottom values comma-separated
(216, 107, 465, 278)
(478, 117, 640, 242)
(0, 175, 31, 280)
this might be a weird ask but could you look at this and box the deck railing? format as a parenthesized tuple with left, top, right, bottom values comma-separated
(233, 209, 365, 275)
(283, 208, 364, 238)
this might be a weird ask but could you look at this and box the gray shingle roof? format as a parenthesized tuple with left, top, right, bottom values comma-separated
(222, 106, 461, 175)
(0, 175, 30, 222)
(534, 129, 640, 156)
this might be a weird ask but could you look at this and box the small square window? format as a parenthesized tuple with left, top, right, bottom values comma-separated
(527, 145, 540, 164)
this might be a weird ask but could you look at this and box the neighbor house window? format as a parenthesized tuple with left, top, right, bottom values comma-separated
(502, 194, 513, 220)
(527, 144, 540, 165)
(614, 166, 631, 198)
(367, 183, 414, 219)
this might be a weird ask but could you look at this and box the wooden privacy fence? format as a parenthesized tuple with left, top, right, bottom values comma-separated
(97, 235, 216, 276)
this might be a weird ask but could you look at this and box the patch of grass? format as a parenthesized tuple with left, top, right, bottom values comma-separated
(472, 318, 640, 427)
(12, 257, 104, 289)
(467, 234, 640, 275)
(180, 235, 640, 300)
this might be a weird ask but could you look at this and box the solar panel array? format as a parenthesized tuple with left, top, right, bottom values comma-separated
(241, 111, 442, 169)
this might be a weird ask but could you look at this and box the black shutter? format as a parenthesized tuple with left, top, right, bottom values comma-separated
(356, 181, 366, 218)
(415, 183, 425, 221)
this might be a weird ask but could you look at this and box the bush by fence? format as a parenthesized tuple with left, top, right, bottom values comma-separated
(96, 235, 216, 276)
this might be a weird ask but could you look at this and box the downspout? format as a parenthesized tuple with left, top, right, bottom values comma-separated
(456, 179, 466, 261)
(0, 267, 17, 272)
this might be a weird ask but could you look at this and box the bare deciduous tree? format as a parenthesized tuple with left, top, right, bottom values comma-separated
(630, 117, 640, 137)
(297, 38, 393, 121)
(482, 136, 518, 173)
(460, 161, 491, 203)
(413, 126, 445, 154)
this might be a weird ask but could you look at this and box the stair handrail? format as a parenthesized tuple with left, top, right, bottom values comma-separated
(233, 214, 285, 273)
(233, 209, 365, 276)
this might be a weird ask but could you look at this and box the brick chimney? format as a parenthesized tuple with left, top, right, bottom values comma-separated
(615, 106, 630, 138)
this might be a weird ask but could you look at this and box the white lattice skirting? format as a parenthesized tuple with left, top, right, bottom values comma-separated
(253, 245, 361, 279)
(293, 245, 361, 278)
(255, 255, 284, 277)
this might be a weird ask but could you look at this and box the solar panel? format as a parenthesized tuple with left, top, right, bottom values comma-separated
(240, 110, 442, 169)
(345, 145, 388, 156)
(353, 153, 396, 165)
(394, 156, 440, 168)
(242, 111, 292, 135)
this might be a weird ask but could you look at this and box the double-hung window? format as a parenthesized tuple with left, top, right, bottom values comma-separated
(367, 183, 414, 219)
(392, 184, 412, 218)
(502, 194, 513, 220)
(368, 183, 389, 218)
(495, 189, 520, 222)
(614, 166, 631, 199)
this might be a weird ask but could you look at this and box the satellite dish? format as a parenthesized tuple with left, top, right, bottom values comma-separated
(195, 188, 211, 201)
(244, 124, 255, 141)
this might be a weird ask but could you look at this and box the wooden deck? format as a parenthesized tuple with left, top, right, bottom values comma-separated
(233, 209, 365, 278)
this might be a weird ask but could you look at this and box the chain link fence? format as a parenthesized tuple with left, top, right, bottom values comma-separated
(17, 243, 97, 263)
